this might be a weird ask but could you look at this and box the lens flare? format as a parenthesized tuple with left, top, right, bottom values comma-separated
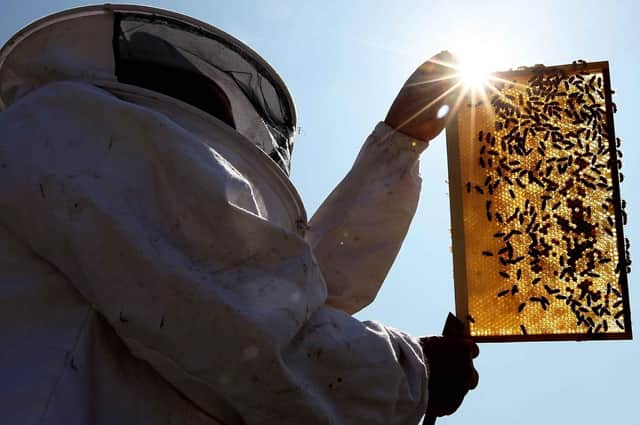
(458, 60, 492, 89)
(389, 35, 514, 134)
(449, 34, 512, 95)
(455, 47, 496, 91)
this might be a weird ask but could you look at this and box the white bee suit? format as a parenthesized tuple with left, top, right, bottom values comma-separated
(0, 5, 429, 425)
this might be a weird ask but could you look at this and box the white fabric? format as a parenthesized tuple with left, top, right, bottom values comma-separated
(0, 12, 117, 108)
(0, 80, 429, 425)
(308, 120, 426, 313)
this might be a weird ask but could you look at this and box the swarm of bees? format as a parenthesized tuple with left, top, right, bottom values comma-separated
(450, 61, 631, 341)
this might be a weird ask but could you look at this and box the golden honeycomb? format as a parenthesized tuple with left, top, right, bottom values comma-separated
(446, 62, 631, 341)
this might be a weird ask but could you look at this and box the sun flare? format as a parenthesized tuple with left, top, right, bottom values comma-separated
(453, 43, 502, 93)
(440, 36, 515, 119)
(392, 35, 513, 132)
(458, 60, 492, 89)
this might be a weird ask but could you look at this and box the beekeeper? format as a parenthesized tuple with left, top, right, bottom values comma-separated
(0, 5, 478, 425)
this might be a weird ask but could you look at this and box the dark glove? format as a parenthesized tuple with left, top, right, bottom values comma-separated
(385, 51, 461, 142)
(419, 336, 479, 418)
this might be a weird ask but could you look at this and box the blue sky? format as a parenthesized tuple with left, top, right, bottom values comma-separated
(1, 1, 639, 424)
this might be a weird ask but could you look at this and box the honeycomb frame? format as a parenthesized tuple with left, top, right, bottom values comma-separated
(446, 61, 632, 342)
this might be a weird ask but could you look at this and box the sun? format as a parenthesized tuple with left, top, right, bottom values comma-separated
(454, 48, 497, 92)
(458, 58, 492, 89)
(389, 34, 512, 131)
(449, 35, 511, 95)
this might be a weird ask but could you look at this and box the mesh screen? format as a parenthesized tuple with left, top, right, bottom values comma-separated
(115, 13, 295, 174)
(448, 62, 631, 341)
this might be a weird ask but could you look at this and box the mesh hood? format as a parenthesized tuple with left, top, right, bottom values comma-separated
(0, 4, 297, 175)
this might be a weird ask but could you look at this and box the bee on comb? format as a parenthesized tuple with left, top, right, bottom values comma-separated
(446, 61, 631, 342)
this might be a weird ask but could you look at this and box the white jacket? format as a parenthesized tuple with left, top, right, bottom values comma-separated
(0, 80, 429, 425)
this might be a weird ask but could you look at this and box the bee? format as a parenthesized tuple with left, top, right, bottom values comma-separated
(544, 285, 560, 295)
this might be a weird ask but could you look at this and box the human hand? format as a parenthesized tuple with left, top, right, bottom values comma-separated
(385, 51, 461, 142)
(419, 335, 479, 418)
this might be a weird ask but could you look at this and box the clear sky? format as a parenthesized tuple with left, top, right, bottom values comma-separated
(1, 1, 638, 424)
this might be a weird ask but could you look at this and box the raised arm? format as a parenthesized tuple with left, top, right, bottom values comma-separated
(306, 122, 424, 314)
(307, 51, 461, 314)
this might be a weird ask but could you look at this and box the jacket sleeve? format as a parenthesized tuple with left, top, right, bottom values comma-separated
(0, 81, 428, 425)
(307, 122, 426, 314)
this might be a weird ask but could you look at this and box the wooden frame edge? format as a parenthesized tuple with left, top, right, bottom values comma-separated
(446, 117, 471, 332)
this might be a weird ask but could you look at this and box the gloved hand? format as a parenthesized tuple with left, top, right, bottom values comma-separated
(419, 336, 479, 418)
(385, 51, 461, 142)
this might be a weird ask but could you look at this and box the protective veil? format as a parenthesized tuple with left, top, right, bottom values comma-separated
(0, 5, 430, 425)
